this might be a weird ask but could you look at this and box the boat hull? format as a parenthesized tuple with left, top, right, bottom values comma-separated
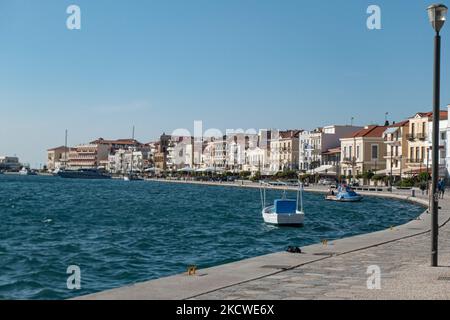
(58, 171, 111, 180)
(325, 195, 363, 202)
(262, 208, 304, 226)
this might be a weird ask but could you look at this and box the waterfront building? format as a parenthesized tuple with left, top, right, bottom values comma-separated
(321, 147, 341, 176)
(200, 139, 214, 169)
(340, 125, 387, 182)
(0, 156, 21, 171)
(243, 147, 267, 173)
(211, 136, 228, 170)
(154, 133, 171, 171)
(405, 111, 448, 177)
(167, 136, 195, 171)
(269, 130, 301, 172)
(299, 125, 363, 175)
(68, 143, 110, 169)
(91, 138, 143, 153)
(47, 146, 73, 171)
(382, 120, 409, 180)
(107, 148, 151, 174)
(226, 133, 258, 172)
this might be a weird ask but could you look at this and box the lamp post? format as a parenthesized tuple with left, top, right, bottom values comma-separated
(427, 3, 447, 267)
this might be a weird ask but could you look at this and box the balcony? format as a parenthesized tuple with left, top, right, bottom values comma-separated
(384, 139, 401, 146)
(406, 158, 425, 164)
(416, 133, 427, 141)
(384, 154, 402, 160)
(406, 133, 427, 141)
(342, 157, 355, 164)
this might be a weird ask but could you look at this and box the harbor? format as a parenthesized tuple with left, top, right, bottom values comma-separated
(3, 1, 450, 305)
(76, 183, 450, 300)
(0, 174, 425, 300)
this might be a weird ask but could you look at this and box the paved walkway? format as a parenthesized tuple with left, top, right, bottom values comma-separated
(77, 186, 450, 300)
(194, 212, 450, 300)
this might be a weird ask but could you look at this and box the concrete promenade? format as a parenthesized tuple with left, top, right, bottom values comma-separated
(76, 180, 450, 300)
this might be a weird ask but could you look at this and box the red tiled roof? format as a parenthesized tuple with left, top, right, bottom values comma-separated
(390, 120, 409, 127)
(47, 146, 72, 152)
(342, 125, 387, 139)
(90, 138, 143, 145)
(413, 110, 448, 120)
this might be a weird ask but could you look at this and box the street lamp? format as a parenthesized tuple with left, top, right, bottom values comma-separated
(427, 3, 447, 267)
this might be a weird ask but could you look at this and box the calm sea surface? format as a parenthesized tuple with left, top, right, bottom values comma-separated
(0, 175, 424, 299)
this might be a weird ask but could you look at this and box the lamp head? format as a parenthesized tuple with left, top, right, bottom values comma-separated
(428, 4, 448, 32)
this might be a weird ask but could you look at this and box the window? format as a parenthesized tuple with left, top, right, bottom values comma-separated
(356, 146, 360, 159)
(371, 145, 378, 160)
(343, 147, 347, 159)
(349, 146, 352, 158)
(411, 123, 415, 136)
(441, 132, 447, 141)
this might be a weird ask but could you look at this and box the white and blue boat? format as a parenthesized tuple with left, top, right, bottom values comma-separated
(325, 185, 363, 202)
(260, 182, 305, 226)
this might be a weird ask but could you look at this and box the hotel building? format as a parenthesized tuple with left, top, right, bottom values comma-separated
(340, 125, 387, 182)
(299, 125, 363, 175)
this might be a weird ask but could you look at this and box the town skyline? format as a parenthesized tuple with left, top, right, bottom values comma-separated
(2, 0, 450, 165)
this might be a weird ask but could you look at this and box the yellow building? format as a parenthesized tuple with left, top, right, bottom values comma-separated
(340, 125, 387, 181)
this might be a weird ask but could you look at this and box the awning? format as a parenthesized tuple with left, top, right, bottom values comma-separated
(309, 165, 334, 174)
(384, 127, 399, 135)
(375, 168, 402, 175)
(196, 167, 224, 173)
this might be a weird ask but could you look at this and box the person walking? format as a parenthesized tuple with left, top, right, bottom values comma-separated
(438, 178, 446, 199)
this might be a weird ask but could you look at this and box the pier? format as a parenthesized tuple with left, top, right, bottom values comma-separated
(75, 183, 450, 300)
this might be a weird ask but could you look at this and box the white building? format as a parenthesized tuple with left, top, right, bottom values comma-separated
(243, 147, 267, 173)
(107, 149, 150, 174)
(299, 125, 363, 174)
(0, 156, 21, 171)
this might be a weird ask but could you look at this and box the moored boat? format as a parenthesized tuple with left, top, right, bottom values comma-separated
(19, 167, 37, 176)
(325, 185, 363, 202)
(261, 182, 305, 226)
(57, 168, 111, 180)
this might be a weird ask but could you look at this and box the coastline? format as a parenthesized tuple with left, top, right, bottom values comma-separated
(75, 180, 440, 300)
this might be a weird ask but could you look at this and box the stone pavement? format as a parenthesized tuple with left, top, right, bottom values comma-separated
(192, 197, 450, 300)
(77, 188, 450, 300)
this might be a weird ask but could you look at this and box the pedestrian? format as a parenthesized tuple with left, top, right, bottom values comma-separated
(420, 181, 427, 195)
(439, 178, 446, 199)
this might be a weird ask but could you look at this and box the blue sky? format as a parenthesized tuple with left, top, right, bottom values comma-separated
(0, 0, 449, 166)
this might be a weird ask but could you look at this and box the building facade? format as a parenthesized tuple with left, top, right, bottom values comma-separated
(299, 125, 363, 174)
(340, 125, 387, 181)
(405, 111, 448, 177)
(47, 146, 72, 171)
(382, 120, 409, 180)
(68, 143, 110, 169)
(270, 130, 301, 172)
(0, 156, 21, 171)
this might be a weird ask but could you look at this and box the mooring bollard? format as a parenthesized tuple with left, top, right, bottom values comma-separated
(411, 189, 416, 197)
